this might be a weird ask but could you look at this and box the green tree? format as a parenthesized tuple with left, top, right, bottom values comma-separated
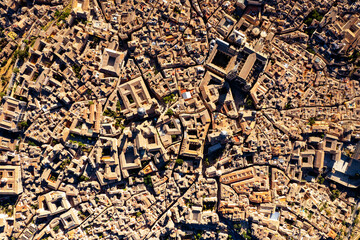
(53, 225, 60, 232)
(54, 10, 61, 17)
(163, 94, 175, 104)
(103, 109, 116, 117)
(204, 158, 209, 166)
(318, 176, 324, 184)
(246, 99, 253, 108)
(354, 218, 359, 225)
(285, 102, 291, 109)
(194, 232, 202, 240)
(72, 65, 82, 79)
(306, 45, 316, 54)
(304, 9, 324, 26)
(144, 175, 153, 187)
(308, 117, 316, 126)
(165, 108, 174, 116)
(173, 6, 181, 14)
(79, 175, 90, 182)
(16, 47, 30, 61)
(58, 8, 71, 21)
(330, 189, 340, 201)
(116, 101, 121, 111)
(176, 159, 184, 165)
(18, 121, 28, 129)
(28, 141, 37, 146)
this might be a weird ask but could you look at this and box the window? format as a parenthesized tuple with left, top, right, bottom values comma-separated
(54, 199, 63, 208)
(65, 216, 73, 223)
(189, 143, 200, 151)
(1, 140, 8, 147)
(138, 93, 145, 101)
(107, 56, 116, 66)
(7, 106, 16, 112)
(126, 94, 134, 104)
(147, 136, 155, 144)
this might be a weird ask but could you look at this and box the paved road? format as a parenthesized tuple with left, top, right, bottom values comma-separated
(347, 199, 360, 240)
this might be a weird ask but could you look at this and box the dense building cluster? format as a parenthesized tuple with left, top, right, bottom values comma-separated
(0, 0, 359, 239)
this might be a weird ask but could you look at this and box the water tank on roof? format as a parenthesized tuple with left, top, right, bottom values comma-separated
(43, 159, 50, 167)
(220, 130, 228, 139)
(242, 83, 251, 91)
(138, 107, 146, 117)
(252, 27, 260, 37)
(260, 31, 267, 38)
